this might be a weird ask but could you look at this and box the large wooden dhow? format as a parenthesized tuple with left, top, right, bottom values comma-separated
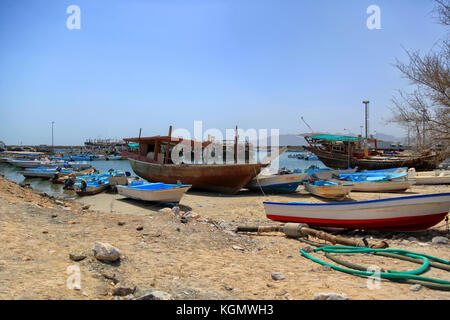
(122, 127, 270, 194)
(302, 134, 447, 171)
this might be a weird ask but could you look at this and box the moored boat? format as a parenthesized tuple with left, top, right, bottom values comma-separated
(245, 170, 307, 193)
(117, 182, 191, 203)
(123, 126, 270, 194)
(303, 180, 353, 200)
(302, 134, 447, 170)
(305, 167, 357, 180)
(408, 168, 450, 185)
(334, 172, 416, 192)
(74, 176, 110, 196)
(263, 193, 450, 231)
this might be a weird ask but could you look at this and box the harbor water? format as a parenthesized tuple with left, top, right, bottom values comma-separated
(0, 152, 326, 198)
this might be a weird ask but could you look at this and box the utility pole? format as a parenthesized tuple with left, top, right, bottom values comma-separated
(51, 121, 54, 154)
(362, 101, 370, 140)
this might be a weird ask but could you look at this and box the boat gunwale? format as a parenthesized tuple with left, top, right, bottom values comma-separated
(263, 192, 450, 206)
(129, 158, 269, 168)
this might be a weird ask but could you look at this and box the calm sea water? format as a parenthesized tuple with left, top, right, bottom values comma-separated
(0, 152, 326, 198)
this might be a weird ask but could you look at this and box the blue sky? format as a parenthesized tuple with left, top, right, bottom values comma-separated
(0, 0, 447, 145)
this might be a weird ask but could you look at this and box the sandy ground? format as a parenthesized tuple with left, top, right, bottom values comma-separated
(0, 175, 449, 300)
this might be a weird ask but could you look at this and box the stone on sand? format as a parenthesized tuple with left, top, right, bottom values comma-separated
(92, 242, 121, 262)
(136, 290, 172, 300)
(313, 293, 349, 300)
(432, 236, 448, 245)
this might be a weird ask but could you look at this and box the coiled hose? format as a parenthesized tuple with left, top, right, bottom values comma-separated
(300, 246, 450, 291)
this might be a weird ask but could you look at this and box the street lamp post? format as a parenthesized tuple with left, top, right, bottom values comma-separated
(51, 121, 54, 154)
(362, 100, 370, 140)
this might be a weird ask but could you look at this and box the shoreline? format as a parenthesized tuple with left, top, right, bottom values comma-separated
(0, 175, 449, 300)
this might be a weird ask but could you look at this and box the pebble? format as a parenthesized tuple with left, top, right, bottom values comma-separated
(232, 245, 244, 251)
(118, 222, 125, 226)
(51, 214, 58, 218)
(432, 236, 448, 245)
(112, 281, 136, 296)
(69, 253, 87, 262)
(136, 290, 172, 300)
(271, 272, 285, 281)
(313, 293, 349, 300)
(158, 208, 173, 215)
(225, 286, 233, 291)
(302, 246, 314, 253)
(410, 284, 422, 292)
(136, 226, 144, 231)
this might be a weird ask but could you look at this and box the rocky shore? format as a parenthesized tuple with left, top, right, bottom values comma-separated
(0, 175, 449, 300)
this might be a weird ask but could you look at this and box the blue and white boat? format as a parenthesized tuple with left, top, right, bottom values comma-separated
(74, 174, 111, 196)
(117, 182, 191, 203)
(334, 172, 415, 192)
(245, 171, 307, 193)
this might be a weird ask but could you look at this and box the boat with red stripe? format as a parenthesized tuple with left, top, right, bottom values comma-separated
(263, 193, 450, 231)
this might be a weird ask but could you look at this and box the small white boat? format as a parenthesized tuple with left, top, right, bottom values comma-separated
(21, 168, 59, 179)
(117, 182, 191, 203)
(408, 168, 450, 185)
(245, 172, 307, 193)
(9, 159, 43, 168)
(304, 180, 353, 200)
(263, 193, 450, 231)
(331, 178, 416, 192)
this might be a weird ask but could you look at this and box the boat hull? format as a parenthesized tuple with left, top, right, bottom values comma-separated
(245, 173, 307, 193)
(128, 158, 268, 194)
(331, 179, 416, 192)
(408, 170, 450, 185)
(75, 184, 109, 196)
(304, 182, 353, 199)
(117, 185, 191, 203)
(304, 146, 444, 171)
(21, 171, 58, 179)
(264, 193, 450, 231)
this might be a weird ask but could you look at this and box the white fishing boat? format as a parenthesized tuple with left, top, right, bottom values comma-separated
(117, 182, 191, 203)
(333, 172, 416, 192)
(408, 168, 450, 185)
(245, 172, 307, 193)
(303, 180, 353, 200)
(21, 168, 59, 179)
(330, 178, 416, 192)
(263, 193, 450, 231)
(9, 159, 43, 168)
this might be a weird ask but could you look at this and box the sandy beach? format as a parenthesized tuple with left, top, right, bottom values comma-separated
(0, 175, 449, 300)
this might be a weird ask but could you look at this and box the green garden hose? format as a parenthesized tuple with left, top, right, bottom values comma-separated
(300, 246, 450, 290)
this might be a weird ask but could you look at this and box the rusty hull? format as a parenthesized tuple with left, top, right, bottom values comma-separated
(129, 158, 269, 194)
